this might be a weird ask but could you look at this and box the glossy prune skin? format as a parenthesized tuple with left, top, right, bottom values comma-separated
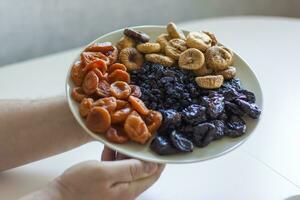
(181, 104, 207, 125)
(211, 120, 225, 140)
(207, 94, 225, 119)
(238, 89, 256, 103)
(225, 101, 244, 116)
(170, 130, 194, 153)
(192, 123, 216, 147)
(150, 136, 178, 155)
(225, 115, 246, 137)
(235, 99, 261, 119)
(158, 109, 182, 135)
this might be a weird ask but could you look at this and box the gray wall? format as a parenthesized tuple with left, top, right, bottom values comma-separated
(0, 0, 299, 67)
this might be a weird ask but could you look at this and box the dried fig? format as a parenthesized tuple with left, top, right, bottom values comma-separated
(186, 31, 212, 52)
(145, 53, 174, 67)
(119, 47, 144, 71)
(205, 46, 233, 71)
(178, 48, 205, 70)
(166, 22, 185, 39)
(195, 75, 224, 89)
(165, 38, 187, 60)
(137, 42, 161, 54)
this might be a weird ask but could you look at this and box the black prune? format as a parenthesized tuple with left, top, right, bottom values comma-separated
(222, 87, 245, 101)
(181, 104, 207, 125)
(225, 101, 244, 116)
(211, 120, 225, 140)
(170, 131, 194, 153)
(222, 78, 241, 90)
(207, 94, 225, 119)
(158, 109, 182, 134)
(238, 89, 256, 103)
(235, 99, 261, 119)
(225, 115, 246, 137)
(192, 123, 216, 147)
(150, 136, 179, 155)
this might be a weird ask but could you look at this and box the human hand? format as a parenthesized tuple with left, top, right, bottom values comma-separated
(53, 148, 165, 200)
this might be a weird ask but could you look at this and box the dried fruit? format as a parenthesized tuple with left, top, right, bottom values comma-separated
(124, 28, 150, 43)
(143, 110, 162, 134)
(108, 63, 127, 73)
(95, 80, 110, 97)
(165, 39, 187, 60)
(225, 115, 246, 137)
(207, 94, 225, 119)
(205, 46, 233, 71)
(192, 123, 216, 147)
(178, 48, 205, 70)
(128, 95, 149, 115)
(129, 85, 142, 98)
(235, 99, 261, 119)
(79, 98, 94, 118)
(211, 120, 225, 140)
(105, 126, 129, 144)
(170, 130, 193, 152)
(137, 42, 161, 54)
(116, 36, 136, 50)
(86, 107, 111, 133)
(71, 61, 86, 86)
(145, 53, 174, 67)
(195, 75, 224, 89)
(81, 52, 110, 67)
(111, 106, 132, 124)
(186, 31, 212, 51)
(116, 100, 129, 110)
(82, 70, 99, 95)
(93, 68, 108, 81)
(193, 63, 212, 76)
(93, 96, 117, 113)
(119, 47, 144, 71)
(124, 111, 151, 144)
(215, 66, 236, 80)
(166, 22, 185, 39)
(108, 69, 130, 83)
(150, 136, 179, 155)
(85, 42, 114, 53)
(203, 31, 218, 46)
(156, 34, 171, 52)
(158, 109, 182, 133)
(181, 104, 206, 125)
(71, 87, 86, 103)
(110, 81, 131, 100)
(105, 46, 118, 65)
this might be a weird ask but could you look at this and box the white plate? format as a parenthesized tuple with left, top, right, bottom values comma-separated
(66, 26, 263, 164)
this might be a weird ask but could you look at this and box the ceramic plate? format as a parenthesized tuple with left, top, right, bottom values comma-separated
(66, 26, 263, 164)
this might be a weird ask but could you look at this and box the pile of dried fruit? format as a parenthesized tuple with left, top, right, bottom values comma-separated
(70, 22, 261, 156)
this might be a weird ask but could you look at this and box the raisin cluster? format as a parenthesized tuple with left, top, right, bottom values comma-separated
(130, 62, 261, 155)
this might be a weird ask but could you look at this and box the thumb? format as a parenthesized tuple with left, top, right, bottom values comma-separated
(103, 159, 158, 182)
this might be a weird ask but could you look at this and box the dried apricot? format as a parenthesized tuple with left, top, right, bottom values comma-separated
(71, 87, 86, 103)
(85, 42, 114, 53)
(130, 85, 141, 98)
(70, 61, 86, 86)
(93, 96, 117, 113)
(110, 81, 131, 100)
(105, 127, 129, 144)
(93, 68, 108, 81)
(111, 106, 132, 124)
(104, 47, 118, 65)
(79, 98, 94, 118)
(95, 80, 110, 97)
(108, 69, 130, 83)
(128, 95, 149, 115)
(143, 110, 162, 134)
(86, 107, 111, 133)
(81, 52, 110, 66)
(108, 63, 127, 73)
(124, 111, 151, 144)
(116, 100, 129, 110)
(84, 59, 107, 73)
(82, 71, 99, 95)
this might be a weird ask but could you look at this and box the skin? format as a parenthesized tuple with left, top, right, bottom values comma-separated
(0, 97, 164, 200)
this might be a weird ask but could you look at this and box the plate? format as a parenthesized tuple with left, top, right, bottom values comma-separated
(66, 26, 263, 164)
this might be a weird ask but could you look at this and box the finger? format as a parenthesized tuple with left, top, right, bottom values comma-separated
(116, 152, 130, 160)
(103, 159, 158, 182)
(101, 146, 116, 161)
(116, 164, 165, 198)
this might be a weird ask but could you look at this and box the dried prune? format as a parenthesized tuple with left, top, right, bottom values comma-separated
(181, 104, 206, 125)
(207, 94, 224, 119)
(150, 136, 179, 155)
(211, 120, 225, 140)
(235, 99, 261, 119)
(192, 123, 215, 147)
(238, 89, 256, 103)
(225, 101, 244, 116)
(170, 130, 194, 153)
(225, 115, 246, 137)
(159, 109, 182, 133)
(124, 28, 150, 43)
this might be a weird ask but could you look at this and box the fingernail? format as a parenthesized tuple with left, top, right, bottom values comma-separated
(145, 163, 157, 174)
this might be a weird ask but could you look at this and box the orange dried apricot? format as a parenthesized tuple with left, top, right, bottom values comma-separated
(85, 42, 114, 53)
(71, 61, 86, 86)
(128, 95, 149, 115)
(93, 68, 108, 81)
(143, 110, 162, 134)
(124, 111, 151, 144)
(84, 59, 107, 73)
(111, 106, 132, 124)
(79, 98, 94, 118)
(95, 80, 110, 97)
(86, 107, 111, 133)
(82, 71, 99, 95)
(81, 52, 110, 66)
(110, 81, 131, 100)
(71, 87, 86, 103)
(108, 69, 130, 83)
(93, 96, 117, 113)
(105, 126, 129, 144)
(108, 63, 127, 73)
(105, 46, 118, 64)
(116, 100, 129, 110)
(129, 85, 142, 98)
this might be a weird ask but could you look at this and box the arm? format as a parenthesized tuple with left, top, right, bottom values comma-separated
(0, 96, 92, 171)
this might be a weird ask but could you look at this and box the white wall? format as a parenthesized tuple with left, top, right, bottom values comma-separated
(0, 0, 299, 66)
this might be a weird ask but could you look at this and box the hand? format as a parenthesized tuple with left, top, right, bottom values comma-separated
(53, 147, 165, 200)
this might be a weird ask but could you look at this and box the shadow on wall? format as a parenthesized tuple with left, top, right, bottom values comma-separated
(285, 195, 300, 200)
(0, 0, 299, 66)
